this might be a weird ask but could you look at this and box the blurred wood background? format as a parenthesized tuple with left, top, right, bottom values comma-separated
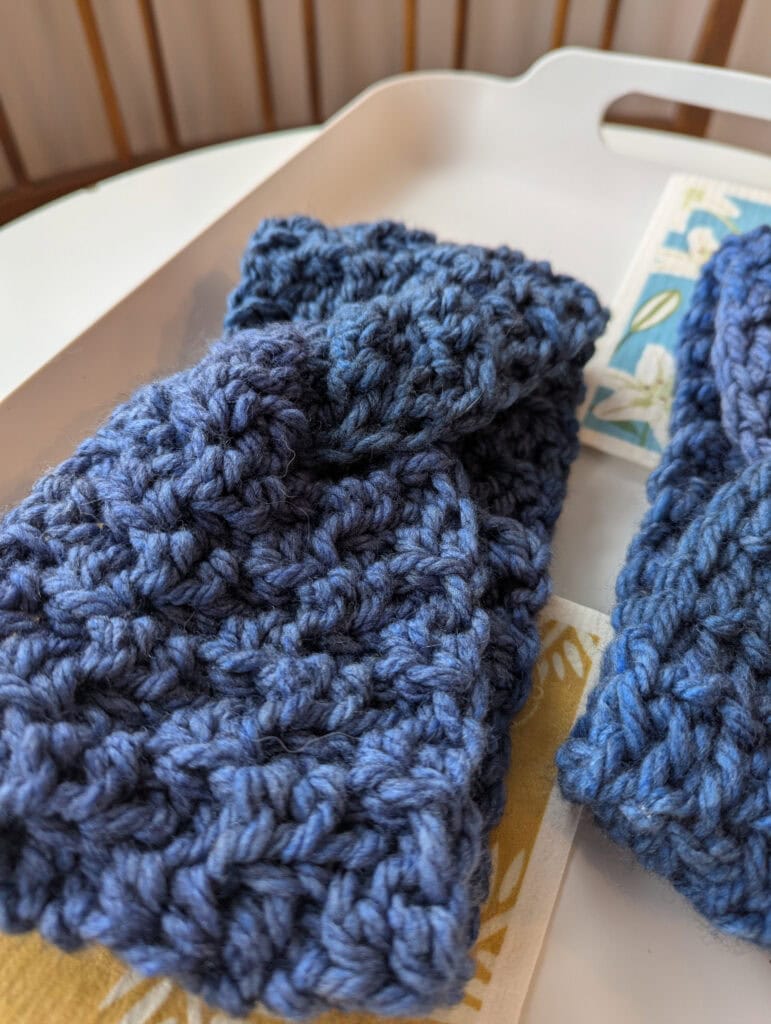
(1, 0, 769, 224)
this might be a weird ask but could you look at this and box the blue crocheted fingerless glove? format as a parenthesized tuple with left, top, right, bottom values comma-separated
(558, 225, 771, 947)
(0, 217, 607, 1018)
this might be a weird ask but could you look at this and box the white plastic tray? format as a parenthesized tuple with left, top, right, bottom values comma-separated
(1, 47, 769, 1023)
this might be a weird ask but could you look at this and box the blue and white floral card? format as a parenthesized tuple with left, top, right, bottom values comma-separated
(580, 174, 771, 468)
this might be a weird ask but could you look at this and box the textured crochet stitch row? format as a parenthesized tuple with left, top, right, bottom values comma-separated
(558, 225, 771, 948)
(0, 217, 607, 1018)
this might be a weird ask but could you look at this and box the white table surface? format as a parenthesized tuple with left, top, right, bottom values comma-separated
(1, 125, 769, 1023)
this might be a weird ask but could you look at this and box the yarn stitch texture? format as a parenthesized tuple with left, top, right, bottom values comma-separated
(0, 217, 607, 1017)
(558, 225, 771, 946)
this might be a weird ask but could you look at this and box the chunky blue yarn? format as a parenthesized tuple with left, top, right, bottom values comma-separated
(558, 225, 771, 946)
(0, 217, 606, 1018)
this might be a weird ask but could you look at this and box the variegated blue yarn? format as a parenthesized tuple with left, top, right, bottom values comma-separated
(0, 217, 606, 1018)
(558, 225, 771, 946)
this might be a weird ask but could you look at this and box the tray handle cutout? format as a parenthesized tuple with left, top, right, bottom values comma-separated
(519, 48, 771, 144)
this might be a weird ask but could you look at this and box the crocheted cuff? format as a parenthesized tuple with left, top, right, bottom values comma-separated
(0, 218, 607, 1017)
(558, 225, 771, 948)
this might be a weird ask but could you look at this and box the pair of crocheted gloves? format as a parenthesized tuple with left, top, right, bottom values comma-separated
(0, 217, 767, 1018)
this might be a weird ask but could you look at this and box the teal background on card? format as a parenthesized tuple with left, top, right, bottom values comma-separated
(583, 191, 771, 455)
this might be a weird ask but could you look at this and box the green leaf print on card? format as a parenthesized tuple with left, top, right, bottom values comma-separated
(614, 288, 681, 354)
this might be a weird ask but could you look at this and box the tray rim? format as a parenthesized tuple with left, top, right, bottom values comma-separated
(4, 46, 771, 415)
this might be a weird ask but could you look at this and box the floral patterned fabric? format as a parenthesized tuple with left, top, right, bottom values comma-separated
(581, 174, 771, 467)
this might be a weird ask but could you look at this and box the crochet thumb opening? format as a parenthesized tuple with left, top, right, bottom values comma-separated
(711, 225, 771, 464)
(310, 286, 607, 463)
